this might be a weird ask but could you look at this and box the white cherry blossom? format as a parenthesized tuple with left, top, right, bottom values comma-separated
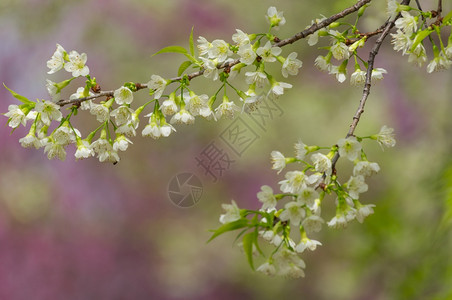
(64, 50, 89, 77)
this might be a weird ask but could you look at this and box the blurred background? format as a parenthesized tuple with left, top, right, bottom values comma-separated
(1, 0, 451, 299)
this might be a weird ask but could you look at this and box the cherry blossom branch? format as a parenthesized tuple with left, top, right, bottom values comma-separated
(346, 28, 384, 45)
(57, 0, 373, 107)
(331, 0, 411, 170)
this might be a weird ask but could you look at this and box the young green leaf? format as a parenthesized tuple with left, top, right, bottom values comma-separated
(443, 9, 452, 23)
(3, 84, 33, 104)
(178, 61, 193, 76)
(189, 26, 195, 57)
(242, 231, 256, 270)
(183, 53, 199, 65)
(410, 29, 433, 52)
(152, 46, 188, 57)
(207, 219, 249, 242)
(252, 227, 264, 256)
(233, 228, 250, 245)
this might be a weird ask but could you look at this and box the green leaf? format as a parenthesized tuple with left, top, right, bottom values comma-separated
(183, 53, 199, 65)
(233, 228, 249, 245)
(189, 26, 195, 56)
(252, 228, 265, 256)
(178, 61, 193, 76)
(242, 232, 256, 270)
(443, 9, 452, 23)
(207, 219, 249, 242)
(3, 83, 32, 104)
(410, 29, 433, 52)
(152, 46, 187, 57)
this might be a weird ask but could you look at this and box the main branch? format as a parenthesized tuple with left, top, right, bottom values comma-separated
(57, 0, 372, 107)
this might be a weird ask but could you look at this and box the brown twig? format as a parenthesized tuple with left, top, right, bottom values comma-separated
(359, 29, 384, 38)
(345, 29, 383, 45)
(274, 0, 372, 48)
(437, 0, 443, 17)
(57, 0, 372, 107)
(57, 91, 113, 106)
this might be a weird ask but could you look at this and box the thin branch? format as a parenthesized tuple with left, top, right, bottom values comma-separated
(415, 0, 428, 25)
(415, 0, 423, 11)
(359, 28, 384, 38)
(171, 69, 207, 81)
(57, 91, 113, 106)
(437, 0, 442, 17)
(57, 0, 372, 107)
(56, 84, 148, 107)
(274, 0, 372, 47)
(331, 0, 411, 169)
(346, 28, 384, 45)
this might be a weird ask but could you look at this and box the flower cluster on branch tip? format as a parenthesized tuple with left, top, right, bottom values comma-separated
(388, 0, 452, 72)
(311, 0, 452, 84)
(211, 126, 395, 278)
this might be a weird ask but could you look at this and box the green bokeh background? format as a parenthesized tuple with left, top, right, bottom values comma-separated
(0, 0, 451, 299)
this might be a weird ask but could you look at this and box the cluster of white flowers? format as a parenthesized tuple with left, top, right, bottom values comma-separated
(3, 7, 305, 164)
(390, 8, 452, 73)
(45, 44, 90, 102)
(193, 6, 300, 108)
(309, 24, 388, 85)
(4, 44, 178, 163)
(310, 0, 452, 82)
(322, 0, 452, 85)
(5, 44, 133, 163)
(391, 11, 452, 73)
(308, 29, 387, 86)
(47, 44, 89, 78)
(216, 125, 395, 278)
(6, 3, 446, 167)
